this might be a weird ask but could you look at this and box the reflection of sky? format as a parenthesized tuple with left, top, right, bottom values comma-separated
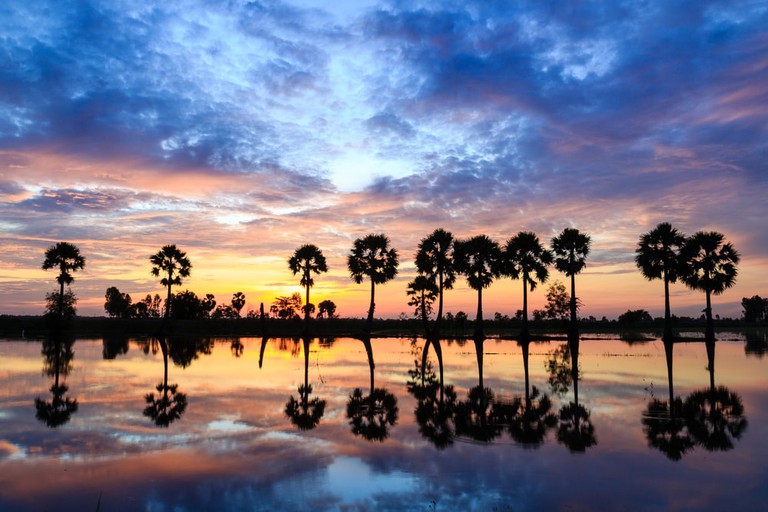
(0, 336, 766, 511)
(0, 1, 766, 320)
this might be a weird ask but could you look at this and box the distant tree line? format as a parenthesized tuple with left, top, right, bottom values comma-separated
(37, 224, 763, 336)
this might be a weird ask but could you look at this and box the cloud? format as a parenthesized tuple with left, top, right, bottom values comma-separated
(0, 0, 766, 318)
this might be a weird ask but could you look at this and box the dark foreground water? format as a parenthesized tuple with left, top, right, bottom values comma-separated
(1, 333, 766, 511)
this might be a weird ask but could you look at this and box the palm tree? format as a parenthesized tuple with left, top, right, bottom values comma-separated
(454, 235, 502, 339)
(231, 292, 246, 317)
(149, 245, 192, 319)
(347, 234, 399, 332)
(415, 228, 457, 335)
(551, 228, 591, 338)
(679, 231, 739, 343)
(502, 232, 553, 340)
(288, 244, 328, 323)
(406, 275, 438, 338)
(42, 242, 86, 318)
(635, 223, 686, 342)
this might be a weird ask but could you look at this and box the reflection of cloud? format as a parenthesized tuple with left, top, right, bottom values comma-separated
(323, 456, 419, 504)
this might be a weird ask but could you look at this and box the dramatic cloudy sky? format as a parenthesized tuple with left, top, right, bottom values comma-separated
(1, 0, 766, 319)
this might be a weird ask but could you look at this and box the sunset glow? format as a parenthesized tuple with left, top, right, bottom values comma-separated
(1, 1, 766, 319)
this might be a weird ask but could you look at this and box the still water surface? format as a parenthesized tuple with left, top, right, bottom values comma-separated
(0, 334, 766, 511)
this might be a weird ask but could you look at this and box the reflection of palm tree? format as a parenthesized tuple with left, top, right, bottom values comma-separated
(415, 228, 457, 336)
(508, 340, 557, 448)
(165, 337, 213, 369)
(641, 339, 694, 460)
(346, 335, 399, 441)
(230, 337, 244, 357)
(681, 338, 747, 451)
(288, 244, 328, 324)
(635, 223, 685, 342)
(502, 232, 553, 339)
(454, 335, 507, 443)
(455, 386, 506, 443)
(684, 387, 747, 451)
(347, 234, 399, 332)
(556, 334, 597, 452)
(347, 388, 399, 442)
(643, 398, 693, 461)
(42, 241, 86, 319)
(35, 336, 78, 428)
(284, 336, 326, 430)
(143, 338, 187, 427)
(259, 337, 268, 368)
(551, 228, 590, 339)
(408, 340, 458, 449)
(679, 231, 739, 343)
(454, 235, 501, 339)
(149, 245, 192, 319)
(557, 402, 597, 452)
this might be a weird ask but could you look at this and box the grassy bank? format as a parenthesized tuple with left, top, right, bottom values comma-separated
(2, 314, 765, 341)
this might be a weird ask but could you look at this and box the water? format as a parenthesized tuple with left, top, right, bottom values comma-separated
(0, 334, 766, 511)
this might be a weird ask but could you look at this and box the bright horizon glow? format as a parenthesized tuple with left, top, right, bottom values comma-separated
(0, 0, 766, 320)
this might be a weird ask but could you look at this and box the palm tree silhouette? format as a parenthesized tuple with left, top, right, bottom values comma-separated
(415, 228, 457, 336)
(149, 245, 192, 320)
(551, 228, 590, 340)
(454, 235, 502, 339)
(231, 292, 246, 317)
(347, 234, 399, 332)
(143, 337, 187, 427)
(679, 231, 739, 343)
(42, 242, 86, 319)
(502, 232, 553, 340)
(635, 223, 686, 342)
(288, 244, 328, 325)
(406, 275, 438, 338)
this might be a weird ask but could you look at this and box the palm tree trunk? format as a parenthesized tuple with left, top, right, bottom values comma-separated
(474, 287, 484, 338)
(663, 272, 672, 342)
(570, 273, 578, 338)
(420, 293, 431, 339)
(58, 277, 65, 319)
(304, 279, 311, 323)
(165, 269, 173, 320)
(705, 288, 714, 343)
(366, 280, 376, 331)
(436, 270, 444, 336)
(521, 273, 529, 339)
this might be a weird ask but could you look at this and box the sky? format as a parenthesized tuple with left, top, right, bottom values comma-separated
(0, 0, 766, 320)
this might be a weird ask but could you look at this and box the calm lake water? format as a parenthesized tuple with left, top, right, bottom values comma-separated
(1, 333, 766, 512)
